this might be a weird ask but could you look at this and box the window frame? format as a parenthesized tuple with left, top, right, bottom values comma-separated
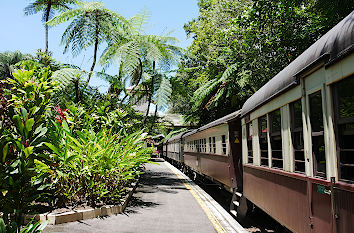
(309, 90, 327, 179)
(269, 109, 283, 169)
(332, 76, 354, 183)
(290, 99, 306, 173)
(258, 115, 269, 166)
(221, 135, 227, 155)
(246, 122, 253, 164)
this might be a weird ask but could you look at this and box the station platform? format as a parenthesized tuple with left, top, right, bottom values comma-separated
(44, 160, 246, 233)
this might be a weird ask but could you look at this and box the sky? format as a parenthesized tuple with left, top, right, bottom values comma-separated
(0, 0, 199, 92)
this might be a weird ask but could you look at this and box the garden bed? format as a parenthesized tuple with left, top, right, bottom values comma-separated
(23, 181, 138, 225)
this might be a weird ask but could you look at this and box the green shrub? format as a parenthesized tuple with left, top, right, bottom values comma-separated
(45, 121, 153, 206)
(0, 64, 57, 228)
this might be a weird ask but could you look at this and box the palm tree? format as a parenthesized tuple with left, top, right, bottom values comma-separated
(24, 0, 77, 53)
(47, 1, 129, 86)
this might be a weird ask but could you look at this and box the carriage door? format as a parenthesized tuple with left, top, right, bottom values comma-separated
(228, 119, 243, 190)
(180, 137, 184, 164)
(308, 90, 332, 232)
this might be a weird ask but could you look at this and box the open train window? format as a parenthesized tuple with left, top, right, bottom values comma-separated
(247, 122, 253, 164)
(309, 91, 326, 178)
(332, 75, 354, 182)
(221, 135, 227, 154)
(270, 109, 283, 169)
(209, 137, 212, 153)
(290, 100, 305, 173)
(197, 140, 201, 153)
(258, 115, 268, 166)
(212, 137, 216, 153)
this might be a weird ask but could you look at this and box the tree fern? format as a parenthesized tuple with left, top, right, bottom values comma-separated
(51, 68, 83, 90)
(47, 1, 129, 85)
(24, 0, 77, 52)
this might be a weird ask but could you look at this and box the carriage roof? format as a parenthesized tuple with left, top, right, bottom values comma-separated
(182, 110, 241, 138)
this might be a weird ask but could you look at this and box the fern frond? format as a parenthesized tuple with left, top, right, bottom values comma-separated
(192, 78, 220, 108)
(220, 63, 238, 82)
(128, 8, 150, 34)
(51, 68, 83, 90)
(153, 75, 172, 110)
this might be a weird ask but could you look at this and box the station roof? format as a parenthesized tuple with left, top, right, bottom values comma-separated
(241, 11, 354, 117)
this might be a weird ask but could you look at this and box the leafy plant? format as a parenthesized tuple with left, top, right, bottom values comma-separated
(0, 63, 57, 229)
(45, 121, 152, 207)
(0, 217, 47, 233)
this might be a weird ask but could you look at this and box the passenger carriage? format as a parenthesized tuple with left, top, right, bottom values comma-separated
(164, 131, 188, 167)
(240, 11, 354, 233)
(162, 11, 353, 233)
(182, 111, 242, 191)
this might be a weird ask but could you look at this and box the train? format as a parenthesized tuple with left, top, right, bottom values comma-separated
(161, 11, 354, 233)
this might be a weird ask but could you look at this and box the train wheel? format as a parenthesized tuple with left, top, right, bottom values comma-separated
(230, 191, 248, 219)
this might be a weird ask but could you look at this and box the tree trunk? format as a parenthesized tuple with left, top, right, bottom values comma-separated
(143, 61, 155, 126)
(74, 79, 80, 103)
(45, 0, 52, 53)
(86, 18, 99, 85)
(149, 104, 158, 133)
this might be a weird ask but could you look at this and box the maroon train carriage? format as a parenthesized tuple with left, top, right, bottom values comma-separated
(181, 110, 242, 192)
(240, 11, 354, 233)
(163, 131, 190, 167)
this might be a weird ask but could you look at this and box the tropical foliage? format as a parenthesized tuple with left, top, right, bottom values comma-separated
(173, 0, 354, 125)
(0, 53, 153, 231)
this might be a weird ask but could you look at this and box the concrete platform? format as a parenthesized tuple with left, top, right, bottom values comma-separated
(44, 160, 246, 233)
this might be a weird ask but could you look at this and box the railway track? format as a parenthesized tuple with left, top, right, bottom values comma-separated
(192, 175, 291, 233)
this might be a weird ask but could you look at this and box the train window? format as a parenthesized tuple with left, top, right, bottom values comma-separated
(309, 91, 326, 178)
(221, 135, 227, 154)
(258, 115, 268, 166)
(209, 137, 212, 153)
(290, 100, 305, 173)
(247, 122, 253, 164)
(203, 138, 207, 152)
(332, 76, 354, 182)
(270, 109, 283, 169)
(202, 139, 205, 152)
(212, 137, 216, 153)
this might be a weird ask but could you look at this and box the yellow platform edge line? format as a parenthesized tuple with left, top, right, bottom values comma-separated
(165, 162, 227, 233)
